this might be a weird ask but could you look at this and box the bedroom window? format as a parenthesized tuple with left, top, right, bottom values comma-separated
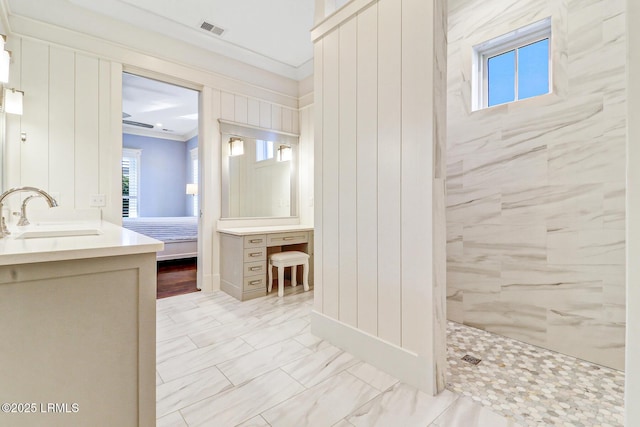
(473, 18, 551, 110)
(122, 148, 141, 218)
(256, 140, 274, 162)
(190, 148, 198, 217)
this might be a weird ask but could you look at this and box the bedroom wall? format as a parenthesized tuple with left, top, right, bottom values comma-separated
(447, 0, 626, 369)
(123, 133, 188, 217)
(185, 135, 198, 216)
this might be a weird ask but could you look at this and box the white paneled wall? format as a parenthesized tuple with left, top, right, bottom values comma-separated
(219, 94, 299, 135)
(2, 34, 306, 294)
(4, 38, 115, 215)
(299, 106, 314, 226)
(311, 0, 447, 395)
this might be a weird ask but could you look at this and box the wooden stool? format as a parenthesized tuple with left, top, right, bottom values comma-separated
(268, 251, 310, 297)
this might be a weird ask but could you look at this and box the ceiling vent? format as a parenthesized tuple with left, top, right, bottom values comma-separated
(200, 21, 225, 36)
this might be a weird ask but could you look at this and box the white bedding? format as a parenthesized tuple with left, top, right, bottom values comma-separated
(122, 217, 198, 260)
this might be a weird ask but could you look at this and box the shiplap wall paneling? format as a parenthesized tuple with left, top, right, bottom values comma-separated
(21, 39, 49, 190)
(248, 98, 260, 126)
(220, 92, 235, 121)
(48, 48, 75, 207)
(338, 17, 358, 327)
(299, 106, 314, 226)
(4, 36, 22, 190)
(98, 61, 117, 223)
(292, 109, 300, 134)
(313, 39, 324, 313)
(259, 101, 272, 129)
(234, 95, 248, 124)
(376, 0, 403, 346)
(356, 2, 379, 336)
(400, 0, 435, 354)
(74, 54, 100, 210)
(271, 105, 282, 132)
(282, 108, 293, 133)
(199, 87, 221, 293)
(322, 29, 340, 319)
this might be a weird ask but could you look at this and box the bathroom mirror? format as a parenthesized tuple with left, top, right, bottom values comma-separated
(220, 120, 298, 218)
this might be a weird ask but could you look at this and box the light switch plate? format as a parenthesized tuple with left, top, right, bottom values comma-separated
(90, 194, 106, 207)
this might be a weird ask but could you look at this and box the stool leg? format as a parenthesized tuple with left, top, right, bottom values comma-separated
(278, 265, 285, 297)
(303, 260, 309, 291)
(268, 261, 273, 292)
(292, 265, 297, 287)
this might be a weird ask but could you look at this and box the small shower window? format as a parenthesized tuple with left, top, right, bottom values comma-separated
(473, 18, 551, 110)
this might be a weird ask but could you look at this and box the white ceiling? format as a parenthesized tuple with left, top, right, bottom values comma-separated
(71, 0, 315, 69)
(5, 0, 316, 80)
(122, 73, 199, 140)
(3, 0, 317, 140)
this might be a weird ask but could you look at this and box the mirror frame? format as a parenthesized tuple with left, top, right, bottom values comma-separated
(219, 119, 299, 219)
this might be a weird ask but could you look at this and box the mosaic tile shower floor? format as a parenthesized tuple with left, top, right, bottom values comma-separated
(446, 321, 625, 427)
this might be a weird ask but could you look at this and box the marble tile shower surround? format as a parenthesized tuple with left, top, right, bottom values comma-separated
(155, 290, 623, 426)
(446, 0, 626, 369)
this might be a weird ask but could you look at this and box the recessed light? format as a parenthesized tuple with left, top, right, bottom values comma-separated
(156, 123, 163, 127)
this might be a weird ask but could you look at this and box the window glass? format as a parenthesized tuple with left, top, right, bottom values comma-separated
(475, 18, 551, 110)
(518, 38, 549, 100)
(487, 50, 516, 107)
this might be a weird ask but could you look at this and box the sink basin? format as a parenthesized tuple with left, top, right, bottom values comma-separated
(14, 227, 102, 239)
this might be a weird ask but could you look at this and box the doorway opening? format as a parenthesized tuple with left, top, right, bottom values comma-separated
(120, 72, 200, 298)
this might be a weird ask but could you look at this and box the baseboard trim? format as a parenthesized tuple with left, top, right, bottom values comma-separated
(200, 273, 218, 292)
(310, 310, 436, 394)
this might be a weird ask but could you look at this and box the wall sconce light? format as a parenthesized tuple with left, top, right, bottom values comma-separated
(0, 35, 10, 84)
(3, 88, 23, 115)
(277, 144, 292, 162)
(229, 137, 244, 156)
(186, 183, 198, 196)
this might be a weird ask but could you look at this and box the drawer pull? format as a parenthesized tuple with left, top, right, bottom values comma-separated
(249, 266, 262, 271)
(249, 280, 262, 285)
(249, 252, 263, 257)
(283, 236, 295, 241)
(249, 239, 263, 244)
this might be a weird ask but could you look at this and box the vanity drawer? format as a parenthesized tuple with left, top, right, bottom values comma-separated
(244, 260, 266, 276)
(267, 232, 308, 246)
(243, 275, 266, 291)
(243, 247, 266, 262)
(244, 235, 267, 248)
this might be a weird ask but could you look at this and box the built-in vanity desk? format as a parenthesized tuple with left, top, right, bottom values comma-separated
(218, 225, 314, 301)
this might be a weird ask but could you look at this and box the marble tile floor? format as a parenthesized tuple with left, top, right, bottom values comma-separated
(155, 289, 623, 426)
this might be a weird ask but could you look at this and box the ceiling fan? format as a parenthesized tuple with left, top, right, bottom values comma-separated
(122, 112, 154, 128)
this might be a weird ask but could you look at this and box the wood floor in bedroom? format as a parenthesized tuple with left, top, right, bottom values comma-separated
(156, 258, 199, 299)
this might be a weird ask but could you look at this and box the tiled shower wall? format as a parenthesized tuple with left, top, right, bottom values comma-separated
(446, 0, 626, 370)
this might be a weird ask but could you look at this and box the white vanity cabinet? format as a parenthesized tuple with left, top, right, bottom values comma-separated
(219, 226, 313, 301)
(0, 222, 162, 427)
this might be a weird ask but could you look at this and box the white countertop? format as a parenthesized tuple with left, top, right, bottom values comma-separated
(0, 221, 164, 266)
(217, 224, 314, 236)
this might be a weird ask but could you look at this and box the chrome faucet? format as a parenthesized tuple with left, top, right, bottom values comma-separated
(16, 194, 41, 226)
(0, 186, 58, 238)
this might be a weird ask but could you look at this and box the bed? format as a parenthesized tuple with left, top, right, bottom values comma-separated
(122, 216, 198, 261)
